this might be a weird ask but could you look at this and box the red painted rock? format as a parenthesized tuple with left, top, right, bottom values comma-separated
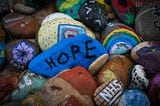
(5, 39, 39, 71)
(2, 13, 39, 39)
(97, 55, 133, 85)
(36, 66, 97, 106)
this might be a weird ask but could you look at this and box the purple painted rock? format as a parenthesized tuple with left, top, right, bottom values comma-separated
(147, 73, 160, 106)
(135, 5, 160, 41)
(131, 41, 160, 78)
(2, 13, 39, 39)
(5, 39, 39, 71)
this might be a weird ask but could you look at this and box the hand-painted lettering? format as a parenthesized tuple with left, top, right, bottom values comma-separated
(57, 52, 69, 64)
(45, 57, 57, 69)
(71, 45, 80, 60)
(85, 40, 97, 58)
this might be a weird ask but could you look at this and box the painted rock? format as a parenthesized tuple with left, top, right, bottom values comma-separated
(111, 0, 136, 26)
(38, 18, 95, 51)
(135, 5, 160, 41)
(22, 94, 44, 106)
(94, 79, 124, 106)
(129, 65, 149, 90)
(79, 0, 108, 32)
(0, 42, 5, 68)
(102, 21, 141, 55)
(5, 39, 39, 71)
(89, 53, 109, 75)
(41, 12, 73, 25)
(2, 13, 39, 39)
(97, 55, 133, 85)
(0, 26, 6, 42)
(14, 3, 37, 14)
(36, 66, 97, 106)
(29, 34, 108, 77)
(118, 89, 150, 106)
(10, 71, 46, 101)
(131, 41, 160, 78)
(56, 0, 87, 19)
(0, 0, 10, 18)
(147, 73, 160, 106)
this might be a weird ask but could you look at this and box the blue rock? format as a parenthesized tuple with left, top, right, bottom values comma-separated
(29, 34, 108, 77)
(0, 42, 5, 68)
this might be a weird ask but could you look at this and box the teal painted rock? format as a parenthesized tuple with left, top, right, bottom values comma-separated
(118, 89, 150, 106)
(10, 71, 46, 101)
(0, 42, 5, 68)
(29, 34, 108, 77)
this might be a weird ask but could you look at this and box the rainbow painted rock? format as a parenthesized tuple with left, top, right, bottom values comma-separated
(38, 18, 95, 51)
(2, 13, 39, 39)
(135, 5, 160, 41)
(36, 66, 97, 106)
(5, 39, 39, 71)
(94, 79, 124, 106)
(56, 0, 86, 19)
(131, 41, 160, 78)
(118, 89, 150, 106)
(129, 65, 149, 90)
(29, 34, 107, 77)
(79, 0, 108, 32)
(10, 71, 46, 101)
(102, 21, 141, 55)
(0, 42, 5, 68)
(147, 73, 160, 106)
(111, 0, 136, 26)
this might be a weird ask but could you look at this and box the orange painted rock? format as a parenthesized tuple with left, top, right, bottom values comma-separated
(2, 13, 39, 39)
(36, 66, 97, 106)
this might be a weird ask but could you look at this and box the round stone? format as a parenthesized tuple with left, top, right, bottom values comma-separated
(5, 39, 39, 71)
(147, 73, 160, 106)
(79, 1, 108, 32)
(135, 5, 160, 41)
(38, 18, 95, 51)
(118, 89, 150, 106)
(94, 79, 124, 106)
(131, 41, 160, 78)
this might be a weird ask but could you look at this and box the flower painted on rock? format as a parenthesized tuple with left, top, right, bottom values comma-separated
(12, 41, 34, 64)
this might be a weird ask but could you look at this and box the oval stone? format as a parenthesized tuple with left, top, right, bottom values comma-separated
(5, 39, 39, 71)
(131, 41, 160, 78)
(147, 73, 160, 106)
(135, 5, 160, 41)
(118, 89, 150, 106)
(38, 18, 95, 51)
(36, 66, 97, 106)
(2, 13, 39, 39)
(94, 79, 124, 106)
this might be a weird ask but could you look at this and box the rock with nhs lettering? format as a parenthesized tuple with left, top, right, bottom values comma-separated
(135, 5, 160, 41)
(94, 79, 124, 106)
(38, 17, 95, 51)
(78, 0, 108, 32)
(5, 39, 39, 71)
(29, 34, 108, 77)
(2, 13, 39, 39)
(36, 66, 96, 106)
(118, 89, 150, 106)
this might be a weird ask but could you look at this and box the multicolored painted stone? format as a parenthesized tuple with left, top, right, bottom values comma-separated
(36, 66, 97, 106)
(10, 70, 46, 101)
(0, 42, 5, 68)
(135, 5, 160, 41)
(30, 34, 107, 77)
(79, 0, 108, 32)
(94, 79, 124, 106)
(97, 55, 133, 85)
(56, 0, 87, 19)
(38, 18, 95, 51)
(118, 89, 150, 106)
(129, 65, 149, 90)
(131, 41, 160, 78)
(5, 39, 39, 71)
(102, 21, 141, 55)
(0, 0, 10, 19)
(89, 53, 109, 75)
(147, 73, 160, 106)
(41, 12, 73, 25)
(111, 0, 136, 26)
(2, 13, 39, 39)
